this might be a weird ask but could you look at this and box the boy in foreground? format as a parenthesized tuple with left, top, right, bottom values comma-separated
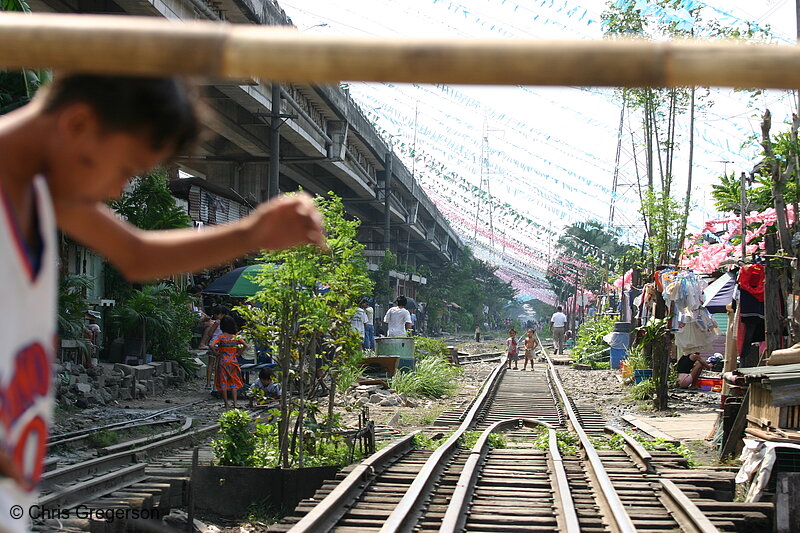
(0, 74, 324, 531)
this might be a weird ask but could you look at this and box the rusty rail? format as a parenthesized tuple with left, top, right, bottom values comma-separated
(438, 417, 580, 533)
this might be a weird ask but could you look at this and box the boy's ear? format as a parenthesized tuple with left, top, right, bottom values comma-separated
(56, 103, 100, 142)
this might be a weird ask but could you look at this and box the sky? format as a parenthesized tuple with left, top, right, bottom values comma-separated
(278, 0, 800, 302)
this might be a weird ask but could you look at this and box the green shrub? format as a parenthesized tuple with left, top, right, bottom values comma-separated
(572, 314, 616, 367)
(462, 431, 507, 449)
(213, 409, 256, 467)
(532, 427, 579, 455)
(88, 429, 119, 448)
(414, 337, 449, 361)
(625, 344, 651, 371)
(628, 378, 655, 401)
(391, 355, 461, 398)
(413, 432, 445, 450)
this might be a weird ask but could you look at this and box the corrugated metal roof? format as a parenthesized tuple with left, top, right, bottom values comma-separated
(738, 363, 800, 377)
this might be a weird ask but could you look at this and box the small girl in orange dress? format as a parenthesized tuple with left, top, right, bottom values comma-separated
(210, 315, 246, 409)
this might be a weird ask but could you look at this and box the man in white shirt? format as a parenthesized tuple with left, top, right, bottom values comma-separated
(384, 296, 413, 337)
(351, 306, 368, 339)
(362, 300, 375, 350)
(550, 306, 568, 355)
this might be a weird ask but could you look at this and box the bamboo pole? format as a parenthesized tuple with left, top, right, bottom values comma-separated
(3, 13, 800, 87)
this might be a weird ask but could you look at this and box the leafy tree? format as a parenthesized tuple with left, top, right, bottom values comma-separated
(58, 274, 94, 356)
(237, 193, 373, 468)
(711, 136, 800, 215)
(110, 283, 195, 368)
(369, 250, 397, 306)
(601, 0, 768, 266)
(547, 220, 636, 302)
(110, 168, 191, 230)
(419, 248, 514, 332)
(105, 168, 191, 301)
(0, 0, 51, 114)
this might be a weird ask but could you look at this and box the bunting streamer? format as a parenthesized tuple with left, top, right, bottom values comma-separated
(282, 0, 799, 300)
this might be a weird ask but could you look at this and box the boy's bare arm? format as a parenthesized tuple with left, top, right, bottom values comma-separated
(55, 193, 325, 281)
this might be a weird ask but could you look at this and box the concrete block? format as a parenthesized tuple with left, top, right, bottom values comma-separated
(114, 363, 135, 376)
(193, 358, 207, 379)
(135, 382, 148, 398)
(75, 383, 92, 394)
(118, 388, 132, 401)
(134, 364, 156, 381)
(104, 385, 118, 400)
(162, 361, 174, 374)
(92, 375, 106, 388)
(122, 375, 133, 389)
(150, 361, 166, 376)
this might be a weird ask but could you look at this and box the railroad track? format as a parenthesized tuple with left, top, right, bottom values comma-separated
(455, 351, 503, 365)
(34, 400, 224, 532)
(274, 338, 773, 533)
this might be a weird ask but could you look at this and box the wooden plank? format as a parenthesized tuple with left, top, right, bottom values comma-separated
(621, 415, 680, 445)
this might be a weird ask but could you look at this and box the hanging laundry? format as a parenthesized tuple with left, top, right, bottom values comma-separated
(738, 264, 765, 302)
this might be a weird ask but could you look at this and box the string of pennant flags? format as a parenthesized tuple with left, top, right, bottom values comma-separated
(285, 0, 800, 299)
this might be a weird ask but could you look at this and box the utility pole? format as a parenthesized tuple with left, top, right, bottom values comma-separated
(384, 147, 393, 302)
(268, 83, 281, 199)
(741, 171, 747, 260)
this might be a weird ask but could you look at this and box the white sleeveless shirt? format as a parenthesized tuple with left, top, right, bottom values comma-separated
(0, 177, 57, 532)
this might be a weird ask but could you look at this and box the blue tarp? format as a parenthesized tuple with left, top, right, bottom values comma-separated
(704, 271, 736, 314)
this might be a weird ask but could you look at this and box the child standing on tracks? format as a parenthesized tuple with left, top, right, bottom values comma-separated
(210, 316, 247, 409)
(506, 329, 519, 370)
(0, 74, 325, 531)
(523, 329, 538, 371)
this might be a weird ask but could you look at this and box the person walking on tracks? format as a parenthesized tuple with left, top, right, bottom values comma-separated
(506, 329, 519, 370)
(523, 329, 538, 371)
(550, 306, 568, 355)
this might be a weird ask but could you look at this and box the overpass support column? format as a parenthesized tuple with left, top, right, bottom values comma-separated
(268, 82, 281, 199)
(384, 151, 393, 252)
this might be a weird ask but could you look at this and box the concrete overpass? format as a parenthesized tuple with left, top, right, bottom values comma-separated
(29, 0, 464, 275)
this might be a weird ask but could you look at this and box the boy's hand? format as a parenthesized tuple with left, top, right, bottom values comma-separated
(246, 193, 326, 251)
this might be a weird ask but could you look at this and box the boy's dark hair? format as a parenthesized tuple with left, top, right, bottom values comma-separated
(212, 305, 230, 317)
(258, 367, 274, 380)
(188, 284, 203, 295)
(557, 306, 563, 311)
(396, 296, 407, 307)
(39, 74, 200, 157)
(220, 315, 238, 335)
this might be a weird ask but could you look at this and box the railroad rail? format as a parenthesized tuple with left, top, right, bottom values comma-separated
(277, 338, 773, 533)
(454, 351, 503, 365)
(36, 341, 774, 532)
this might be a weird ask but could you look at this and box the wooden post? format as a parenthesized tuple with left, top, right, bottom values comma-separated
(765, 234, 784, 359)
(776, 472, 800, 533)
(652, 290, 669, 411)
(722, 303, 738, 397)
(186, 446, 199, 533)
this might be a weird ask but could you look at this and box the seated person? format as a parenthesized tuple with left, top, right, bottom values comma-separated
(249, 367, 281, 406)
(676, 352, 710, 389)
